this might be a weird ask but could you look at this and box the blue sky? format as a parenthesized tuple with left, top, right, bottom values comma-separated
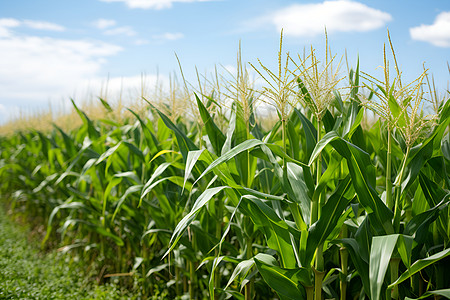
(0, 0, 449, 123)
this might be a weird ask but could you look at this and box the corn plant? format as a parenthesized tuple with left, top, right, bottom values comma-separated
(1, 33, 449, 300)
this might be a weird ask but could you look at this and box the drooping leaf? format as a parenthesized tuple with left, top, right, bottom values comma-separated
(164, 186, 228, 257)
(389, 248, 450, 289)
(254, 253, 309, 300)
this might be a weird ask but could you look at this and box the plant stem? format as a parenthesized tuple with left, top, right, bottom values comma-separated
(282, 118, 287, 169)
(339, 225, 348, 300)
(306, 285, 314, 300)
(316, 118, 322, 188)
(386, 129, 393, 210)
(189, 260, 194, 299)
(393, 146, 410, 231)
(175, 265, 181, 297)
(245, 237, 253, 300)
(314, 266, 325, 300)
(389, 257, 401, 299)
(311, 118, 322, 225)
(189, 231, 196, 300)
(214, 198, 223, 292)
(313, 117, 324, 300)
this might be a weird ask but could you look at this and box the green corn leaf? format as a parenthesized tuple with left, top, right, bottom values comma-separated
(225, 258, 255, 290)
(184, 149, 204, 192)
(388, 248, 450, 289)
(404, 196, 449, 244)
(442, 132, 450, 161)
(194, 139, 264, 187)
(399, 113, 450, 194)
(334, 238, 370, 295)
(312, 155, 341, 204)
(103, 176, 122, 216)
(221, 106, 236, 155)
(309, 131, 394, 234)
(286, 162, 311, 225)
(264, 143, 308, 167)
(209, 256, 225, 299)
(418, 172, 449, 239)
(195, 94, 226, 155)
(96, 142, 122, 165)
(295, 108, 317, 161)
(306, 176, 352, 265)
(239, 195, 299, 268)
(343, 107, 364, 139)
(152, 104, 198, 161)
(164, 186, 228, 258)
(127, 108, 159, 152)
(98, 97, 113, 112)
(369, 234, 400, 300)
(286, 116, 300, 160)
(388, 95, 407, 128)
(43, 201, 86, 246)
(112, 185, 143, 221)
(397, 234, 414, 268)
(70, 99, 100, 139)
(308, 131, 338, 167)
(63, 218, 124, 247)
(322, 109, 336, 132)
(140, 162, 172, 206)
(333, 90, 344, 113)
(123, 141, 146, 163)
(254, 253, 310, 300)
(405, 289, 450, 300)
(114, 171, 141, 185)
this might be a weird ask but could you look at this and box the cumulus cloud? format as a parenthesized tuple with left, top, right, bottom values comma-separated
(0, 18, 168, 123)
(134, 39, 150, 45)
(153, 32, 184, 40)
(0, 18, 123, 108)
(23, 20, 65, 31)
(104, 26, 137, 36)
(99, 0, 213, 10)
(93, 18, 117, 29)
(0, 18, 65, 38)
(92, 19, 137, 36)
(410, 12, 450, 47)
(270, 0, 392, 37)
(0, 19, 20, 37)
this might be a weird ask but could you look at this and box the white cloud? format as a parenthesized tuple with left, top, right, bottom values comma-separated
(99, 0, 213, 10)
(23, 20, 65, 31)
(270, 0, 392, 37)
(0, 18, 171, 124)
(0, 25, 122, 105)
(134, 39, 150, 45)
(92, 19, 137, 37)
(153, 32, 184, 40)
(0, 18, 20, 37)
(104, 26, 137, 36)
(0, 18, 21, 28)
(410, 12, 450, 47)
(0, 18, 65, 37)
(93, 18, 117, 29)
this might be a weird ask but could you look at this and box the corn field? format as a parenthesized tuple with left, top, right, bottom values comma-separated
(1, 37, 450, 300)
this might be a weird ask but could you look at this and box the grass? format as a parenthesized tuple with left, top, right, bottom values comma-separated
(0, 204, 132, 300)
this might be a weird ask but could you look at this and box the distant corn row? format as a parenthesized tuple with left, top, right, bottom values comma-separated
(1, 36, 450, 300)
